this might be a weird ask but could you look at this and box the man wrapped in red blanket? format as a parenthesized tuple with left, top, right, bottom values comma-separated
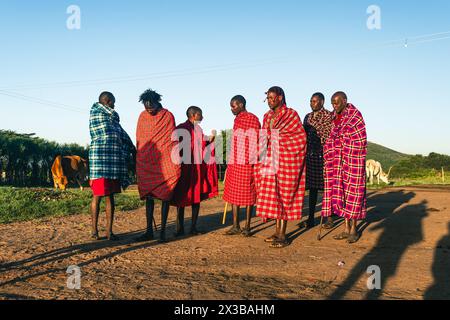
(223, 95, 261, 237)
(256, 86, 307, 249)
(171, 106, 218, 236)
(135, 89, 181, 243)
(323, 91, 367, 244)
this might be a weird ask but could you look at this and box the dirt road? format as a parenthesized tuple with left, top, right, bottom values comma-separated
(1, 186, 449, 300)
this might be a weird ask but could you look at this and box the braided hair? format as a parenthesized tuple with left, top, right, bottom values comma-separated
(267, 86, 287, 106)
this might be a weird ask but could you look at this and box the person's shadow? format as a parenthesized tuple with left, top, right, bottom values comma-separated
(424, 222, 450, 299)
(286, 190, 414, 244)
(357, 191, 416, 234)
(0, 129, 226, 288)
(328, 196, 428, 300)
(0, 208, 229, 288)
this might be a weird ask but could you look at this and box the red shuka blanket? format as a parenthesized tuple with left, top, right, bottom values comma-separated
(223, 111, 261, 206)
(136, 109, 181, 201)
(322, 104, 367, 220)
(171, 120, 218, 207)
(256, 105, 307, 221)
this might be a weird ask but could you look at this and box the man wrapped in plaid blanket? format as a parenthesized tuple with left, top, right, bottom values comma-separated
(256, 87, 307, 249)
(323, 92, 367, 244)
(89, 102, 135, 188)
(223, 95, 261, 237)
(89, 92, 136, 241)
(303, 92, 333, 229)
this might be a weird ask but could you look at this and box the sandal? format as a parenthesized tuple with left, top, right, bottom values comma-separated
(174, 230, 185, 238)
(158, 232, 168, 243)
(107, 233, 119, 241)
(90, 232, 100, 241)
(323, 219, 334, 230)
(225, 227, 241, 236)
(347, 233, 360, 244)
(333, 232, 349, 240)
(270, 239, 289, 249)
(241, 228, 252, 237)
(134, 232, 154, 242)
(190, 228, 203, 236)
(300, 220, 315, 229)
(264, 235, 278, 243)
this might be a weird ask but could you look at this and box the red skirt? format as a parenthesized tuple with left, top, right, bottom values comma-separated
(90, 179, 121, 196)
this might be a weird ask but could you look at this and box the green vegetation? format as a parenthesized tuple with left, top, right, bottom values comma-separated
(217, 129, 232, 181)
(218, 134, 450, 186)
(367, 142, 410, 169)
(390, 153, 450, 178)
(390, 173, 449, 186)
(1, 130, 449, 224)
(367, 146, 450, 187)
(0, 187, 144, 224)
(0, 130, 88, 187)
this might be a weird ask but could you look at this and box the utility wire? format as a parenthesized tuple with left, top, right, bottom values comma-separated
(0, 89, 85, 113)
(0, 30, 449, 111)
(0, 58, 288, 91)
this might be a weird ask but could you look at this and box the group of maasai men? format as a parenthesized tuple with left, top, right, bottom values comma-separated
(88, 86, 367, 248)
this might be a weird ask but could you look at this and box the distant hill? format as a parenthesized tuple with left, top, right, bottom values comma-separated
(367, 142, 410, 169)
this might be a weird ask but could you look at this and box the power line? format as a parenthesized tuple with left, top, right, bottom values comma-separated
(0, 58, 288, 91)
(408, 35, 450, 46)
(408, 30, 450, 41)
(0, 59, 286, 115)
(0, 90, 86, 113)
(1, 30, 449, 92)
(0, 29, 449, 112)
(366, 30, 450, 50)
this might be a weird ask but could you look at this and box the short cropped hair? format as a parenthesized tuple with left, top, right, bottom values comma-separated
(99, 91, 115, 102)
(332, 91, 347, 100)
(230, 95, 246, 108)
(312, 92, 325, 101)
(186, 106, 202, 118)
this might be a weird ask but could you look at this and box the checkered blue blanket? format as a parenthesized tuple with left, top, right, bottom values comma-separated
(89, 102, 135, 188)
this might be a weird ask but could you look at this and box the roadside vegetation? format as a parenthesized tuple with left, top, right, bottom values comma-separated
(0, 187, 144, 224)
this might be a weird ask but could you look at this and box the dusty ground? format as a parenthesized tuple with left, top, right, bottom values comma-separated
(1, 186, 450, 300)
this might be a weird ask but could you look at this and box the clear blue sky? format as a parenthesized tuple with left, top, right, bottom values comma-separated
(1, 0, 449, 155)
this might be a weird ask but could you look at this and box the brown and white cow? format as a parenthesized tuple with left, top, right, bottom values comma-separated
(51, 155, 88, 190)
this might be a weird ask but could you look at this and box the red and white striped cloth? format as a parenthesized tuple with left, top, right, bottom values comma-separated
(255, 105, 307, 221)
(223, 111, 261, 206)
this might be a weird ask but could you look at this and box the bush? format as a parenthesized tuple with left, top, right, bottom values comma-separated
(390, 153, 450, 179)
(0, 187, 144, 224)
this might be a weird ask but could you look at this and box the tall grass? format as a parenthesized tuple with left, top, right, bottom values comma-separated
(366, 171, 450, 189)
(0, 187, 145, 224)
(391, 173, 450, 186)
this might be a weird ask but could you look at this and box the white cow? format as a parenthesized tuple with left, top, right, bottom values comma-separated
(366, 160, 392, 185)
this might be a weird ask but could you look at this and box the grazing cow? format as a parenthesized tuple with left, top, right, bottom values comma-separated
(366, 159, 392, 185)
(52, 155, 88, 190)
